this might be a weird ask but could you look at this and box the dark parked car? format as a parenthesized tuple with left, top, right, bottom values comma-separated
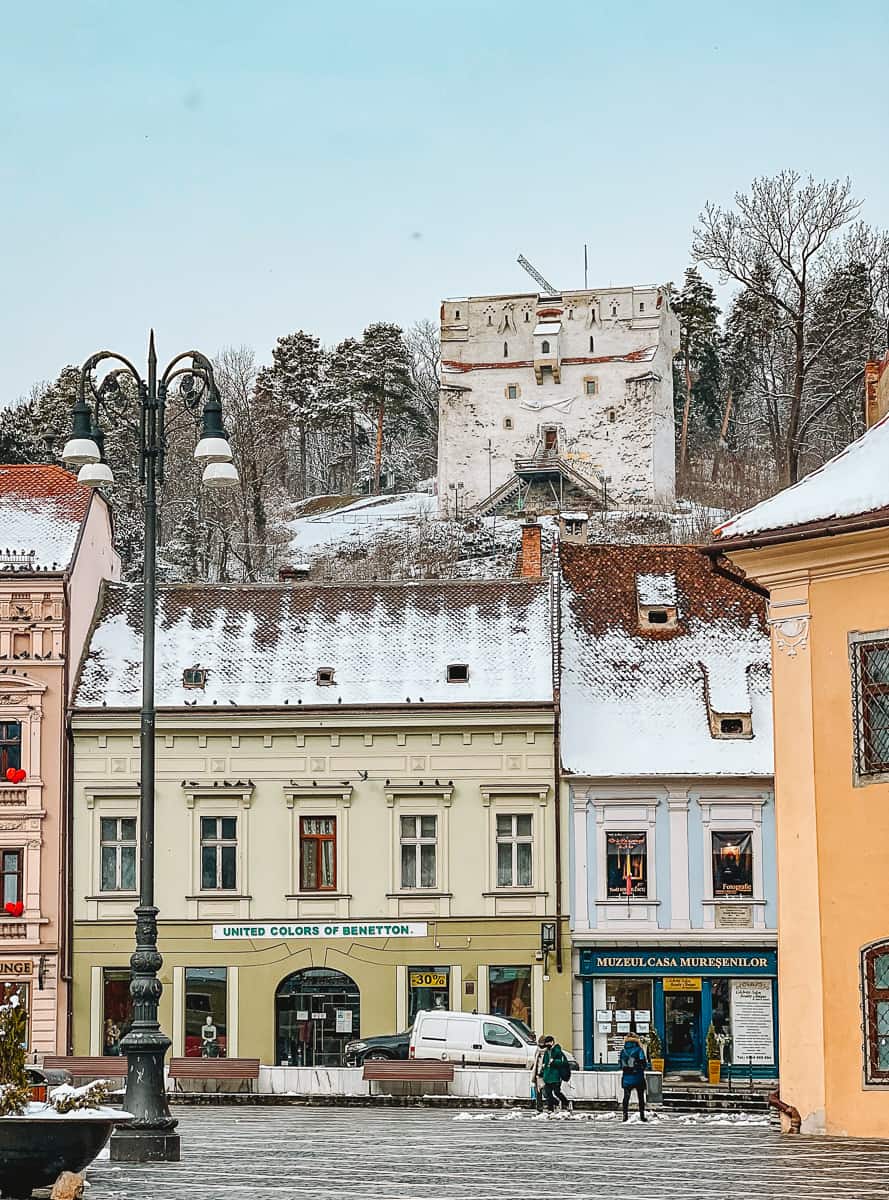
(344, 1030, 410, 1066)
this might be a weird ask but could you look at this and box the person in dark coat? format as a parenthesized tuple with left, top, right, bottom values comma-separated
(541, 1035, 570, 1113)
(619, 1033, 648, 1121)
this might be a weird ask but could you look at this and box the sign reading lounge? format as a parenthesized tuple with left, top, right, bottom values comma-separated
(212, 922, 428, 941)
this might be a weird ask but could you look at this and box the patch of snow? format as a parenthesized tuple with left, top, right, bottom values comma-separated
(287, 492, 437, 555)
(635, 572, 677, 606)
(0, 499, 82, 570)
(715, 414, 889, 539)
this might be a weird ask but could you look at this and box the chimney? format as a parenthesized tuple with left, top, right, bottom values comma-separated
(520, 517, 542, 578)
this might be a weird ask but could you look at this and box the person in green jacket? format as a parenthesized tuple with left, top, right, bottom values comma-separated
(540, 1035, 570, 1112)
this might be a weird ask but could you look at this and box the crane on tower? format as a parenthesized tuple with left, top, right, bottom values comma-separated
(517, 254, 559, 297)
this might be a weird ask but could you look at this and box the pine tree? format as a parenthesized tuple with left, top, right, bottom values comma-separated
(324, 338, 365, 492)
(269, 331, 327, 499)
(356, 322, 413, 494)
(672, 268, 721, 478)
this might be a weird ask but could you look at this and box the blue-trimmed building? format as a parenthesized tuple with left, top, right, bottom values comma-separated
(559, 541, 778, 1079)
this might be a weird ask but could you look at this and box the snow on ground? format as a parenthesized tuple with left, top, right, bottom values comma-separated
(286, 492, 437, 555)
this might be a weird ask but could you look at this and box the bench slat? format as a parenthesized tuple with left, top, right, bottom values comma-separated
(168, 1057, 260, 1079)
(363, 1060, 454, 1082)
(43, 1057, 129, 1077)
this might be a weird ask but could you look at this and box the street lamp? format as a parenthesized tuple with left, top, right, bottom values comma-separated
(62, 333, 238, 1163)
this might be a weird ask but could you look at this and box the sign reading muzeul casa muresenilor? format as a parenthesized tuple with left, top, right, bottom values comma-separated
(212, 922, 428, 940)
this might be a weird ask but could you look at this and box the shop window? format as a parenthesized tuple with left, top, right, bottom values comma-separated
(408, 966, 450, 1021)
(400, 815, 437, 889)
(102, 968, 133, 1055)
(850, 634, 889, 781)
(496, 814, 532, 887)
(600, 979, 653, 1050)
(276, 966, 360, 1067)
(0, 722, 21, 774)
(710, 979, 734, 1065)
(863, 941, 889, 1083)
(0, 983, 29, 1048)
(185, 966, 227, 1058)
(100, 816, 137, 892)
(711, 831, 753, 898)
(299, 817, 336, 891)
(200, 816, 238, 891)
(606, 832, 648, 898)
(1, 850, 22, 907)
(447, 663, 469, 683)
(489, 965, 532, 1028)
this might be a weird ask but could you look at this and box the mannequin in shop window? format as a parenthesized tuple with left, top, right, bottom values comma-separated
(201, 1015, 220, 1058)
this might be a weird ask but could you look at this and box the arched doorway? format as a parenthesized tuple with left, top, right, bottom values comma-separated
(275, 967, 360, 1067)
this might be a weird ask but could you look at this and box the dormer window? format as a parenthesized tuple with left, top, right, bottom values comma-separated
(183, 666, 207, 690)
(447, 663, 469, 683)
(635, 573, 678, 630)
(712, 713, 753, 739)
(316, 667, 336, 686)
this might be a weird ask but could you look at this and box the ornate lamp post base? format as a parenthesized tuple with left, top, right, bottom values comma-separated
(111, 1127, 181, 1164)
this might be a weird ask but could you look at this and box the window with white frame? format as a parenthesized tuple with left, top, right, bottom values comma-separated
(100, 816, 137, 892)
(1, 850, 23, 906)
(400, 815, 437, 889)
(200, 816, 238, 891)
(496, 814, 532, 887)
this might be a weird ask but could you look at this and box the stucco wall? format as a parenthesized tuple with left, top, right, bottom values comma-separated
(735, 529, 889, 1137)
(67, 495, 121, 697)
(437, 287, 679, 511)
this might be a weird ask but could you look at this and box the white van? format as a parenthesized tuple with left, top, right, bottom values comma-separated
(409, 1010, 537, 1068)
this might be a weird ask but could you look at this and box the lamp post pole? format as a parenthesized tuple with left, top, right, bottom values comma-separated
(64, 334, 238, 1164)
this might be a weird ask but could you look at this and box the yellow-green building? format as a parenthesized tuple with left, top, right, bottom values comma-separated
(70, 567, 572, 1065)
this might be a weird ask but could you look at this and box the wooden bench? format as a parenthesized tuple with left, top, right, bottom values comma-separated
(363, 1059, 454, 1095)
(43, 1056, 129, 1084)
(168, 1057, 261, 1094)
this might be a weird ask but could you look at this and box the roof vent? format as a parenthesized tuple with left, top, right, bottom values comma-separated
(636, 573, 678, 630)
(447, 663, 469, 683)
(315, 667, 336, 686)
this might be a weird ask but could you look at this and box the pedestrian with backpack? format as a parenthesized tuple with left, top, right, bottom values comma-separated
(619, 1033, 648, 1122)
(540, 1035, 571, 1113)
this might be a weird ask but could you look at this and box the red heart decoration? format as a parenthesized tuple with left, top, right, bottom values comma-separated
(5, 768, 25, 785)
(4, 902, 23, 918)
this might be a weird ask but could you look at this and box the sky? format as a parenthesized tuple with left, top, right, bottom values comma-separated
(1, 0, 887, 403)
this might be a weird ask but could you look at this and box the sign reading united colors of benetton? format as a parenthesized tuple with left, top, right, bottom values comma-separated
(212, 922, 428, 941)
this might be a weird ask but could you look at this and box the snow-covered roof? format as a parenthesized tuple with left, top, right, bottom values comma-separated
(0, 465, 93, 572)
(533, 322, 561, 336)
(714, 413, 889, 541)
(74, 578, 553, 709)
(635, 572, 677, 607)
(560, 545, 772, 777)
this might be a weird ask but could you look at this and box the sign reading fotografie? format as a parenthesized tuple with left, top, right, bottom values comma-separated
(211, 922, 428, 941)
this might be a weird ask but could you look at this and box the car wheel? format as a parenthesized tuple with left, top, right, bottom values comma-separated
(364, 1051, 392, 1061)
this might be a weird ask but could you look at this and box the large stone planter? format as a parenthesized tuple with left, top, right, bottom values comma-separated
(0, 1114, 124, 1198)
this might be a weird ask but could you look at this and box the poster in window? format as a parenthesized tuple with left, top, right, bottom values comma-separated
(730, 979, 774, 1064)
(606, 832, 648, 898)
(712, 832, 753, 897)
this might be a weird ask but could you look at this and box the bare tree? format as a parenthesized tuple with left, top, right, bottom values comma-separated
(693, 172, 863, 482)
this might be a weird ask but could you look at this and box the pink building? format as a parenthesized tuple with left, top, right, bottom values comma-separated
(0, 465, 119, 1056)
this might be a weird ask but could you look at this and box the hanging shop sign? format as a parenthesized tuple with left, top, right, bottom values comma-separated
(730, 979, 775, 1064)
(212, 922, 428, 941)
(664, 977, 702, 993)
(579, 947, 776, 977)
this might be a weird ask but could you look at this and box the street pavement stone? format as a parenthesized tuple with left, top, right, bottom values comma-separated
(85, 1106, 889, 1199)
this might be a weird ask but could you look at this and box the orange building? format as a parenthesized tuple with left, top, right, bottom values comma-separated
(712, 397, 889, 1137)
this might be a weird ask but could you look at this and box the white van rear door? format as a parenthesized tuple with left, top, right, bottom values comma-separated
(412, 1015, 448, 1060)
(445, 1016, 481, 1065)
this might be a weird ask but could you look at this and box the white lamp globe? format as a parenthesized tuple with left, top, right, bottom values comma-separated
(194, 436, 234, 464)
(77, 461, 115, 488)
(61, 437, 101, 467)
(201, 461, 239, 490)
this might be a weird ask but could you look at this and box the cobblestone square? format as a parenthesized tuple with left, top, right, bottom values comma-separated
(84, 1106, 889, 1199)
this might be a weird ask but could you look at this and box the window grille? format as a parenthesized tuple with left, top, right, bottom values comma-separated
(850, 634, 889, 780)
